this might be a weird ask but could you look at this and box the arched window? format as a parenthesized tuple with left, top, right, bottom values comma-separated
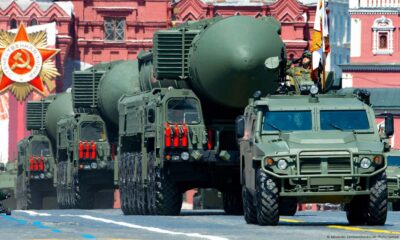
(372, 16, 394, 55)
(30, 18, 38, 26)
(10, 19, 17, 29)
(379, 33, 388, 49)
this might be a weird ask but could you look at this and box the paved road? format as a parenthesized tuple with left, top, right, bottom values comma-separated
(1, 209, 400, 240)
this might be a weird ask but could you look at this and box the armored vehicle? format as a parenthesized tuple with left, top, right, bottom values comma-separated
(16, 134, 56, 209)
(0, 162, 17, 210)
(16, 95, 61, 210)
(114, 15, 287, 215)
(237, 93, 392, 225)
(386, 154, 400, 210)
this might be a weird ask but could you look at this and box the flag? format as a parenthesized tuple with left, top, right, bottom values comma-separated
(310, 0, 330, 70)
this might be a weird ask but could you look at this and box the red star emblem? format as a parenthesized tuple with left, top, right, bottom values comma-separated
(0, 24, 59, 93)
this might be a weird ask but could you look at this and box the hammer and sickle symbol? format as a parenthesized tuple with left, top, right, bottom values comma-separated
(11, 49, 32, 71)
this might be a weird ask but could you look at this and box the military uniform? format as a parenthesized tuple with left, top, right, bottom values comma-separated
(286, 66, 315, 94)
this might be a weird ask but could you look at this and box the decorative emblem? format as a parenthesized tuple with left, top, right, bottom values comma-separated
(0, 23, 60, 102)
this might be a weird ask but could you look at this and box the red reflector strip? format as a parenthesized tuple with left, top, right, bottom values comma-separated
(39, 157, 44, 171)
(207, 128, 213, 150)
(35, 157, 39, 171)
(85, 141, 90, 159)
(182, 124, 188, 147)
(79, 141, 84, 159)
(173, 124, 179, 147)
(165, 123, 171, 147)
(29, 156, 34, 171)
(91, 141, 96, 160)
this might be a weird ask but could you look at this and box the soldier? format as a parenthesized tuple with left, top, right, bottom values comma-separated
(285, 51, 315, 94)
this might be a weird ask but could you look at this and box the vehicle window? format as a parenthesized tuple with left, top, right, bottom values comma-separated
(31, 141, 51, 156)
(320, 110, 369, 131)
(80, 121, 106, 141)
(263, 111, 312, 131)
(167, 98, 200, 124)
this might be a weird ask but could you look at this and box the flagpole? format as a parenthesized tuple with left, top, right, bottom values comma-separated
(321, 0, 326, 92)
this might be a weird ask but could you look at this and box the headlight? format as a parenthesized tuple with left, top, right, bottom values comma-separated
(181, 152, 190, 161)
(91, 162, 98, 169)
(310, 85, 319, 95)
(172, 155, 180, 161)
(39, 173, 45, 179)
(360, 157, 372, 169)
(277, 159, 288, 170)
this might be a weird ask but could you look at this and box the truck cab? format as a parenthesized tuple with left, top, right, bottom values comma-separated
(118, 88, 243, 215)
(16, 133, 56, 209)
(238, 93, 391, 226)
(55, 113, 114, 209)
(57, 114, 111, 170)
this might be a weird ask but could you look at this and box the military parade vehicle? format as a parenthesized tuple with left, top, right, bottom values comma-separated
(15, 95, 61, 210)
(0, 162, 17, 210)
(237, 90, 392, 225)
(19, 94, 74, 209)
(386, 154, 400, 210)
(16, 134, 56, 209)
(115, 15, 286, 215)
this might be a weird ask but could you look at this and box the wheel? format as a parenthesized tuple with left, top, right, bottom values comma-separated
(127, 153, 138, 214)
(119, 153, 131, 215)
(256, 169, 279, 225)
(223, 190, 243, 215)
(56, 162, 68, 209)
(73, 173, 95, 209)
(346, 196, 367, 225)
(392, 201, 400, 211)
(154, 166, 182, 215)
(366, 172, 387, 225)
(136, 153, 148, 215)
(242, 186, 257, 224)
(279, 198, 298, 216)
(146, 152, 156, 214)
(17, 173, 42, 209)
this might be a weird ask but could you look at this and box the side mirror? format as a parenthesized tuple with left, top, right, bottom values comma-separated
(148, 109, 155, 123)
(0, 163, 5, 172)
(235, 115, 245, 139)
(385, 114, 394, 137)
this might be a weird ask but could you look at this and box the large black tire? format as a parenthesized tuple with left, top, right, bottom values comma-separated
(242, 186, 257, 224)
(366, 172, 387, 225)
(279, 198, 298, 216)
(256, 169, 279, 225)
(223, 190, 244, 215)
(155, 166, 182, 215)
(136, 153, 148, 215)
(346, 196, 367, 225)
(56, 162, 67, 209)
(392, 201, 400, 211)
(146, 152, 156, 215)
(119, 152, 130, 214)
(69, 173, 95, 209)
(16, 174, 42, 210)
(128, 153, 139, 215)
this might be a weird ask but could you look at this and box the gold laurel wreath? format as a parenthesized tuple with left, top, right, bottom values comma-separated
(0, 30, 59, 101)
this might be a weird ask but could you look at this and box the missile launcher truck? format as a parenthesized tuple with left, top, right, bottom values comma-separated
(69, 16, 286, 215)
(16, 94, 71, 209)
(237, 91, 393, 226)
(115, 16, 286, 215)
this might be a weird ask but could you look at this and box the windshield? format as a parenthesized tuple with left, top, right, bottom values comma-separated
(80, 121, 106, 141)
(31, 141, 51, 156)
(263, 111, 312, 132)
(167, 98, 200, 124)
(320, 110, 370, 131)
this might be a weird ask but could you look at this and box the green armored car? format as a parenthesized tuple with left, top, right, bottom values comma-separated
(237, 92, 392, 226)
(386, 154, 400, 210)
